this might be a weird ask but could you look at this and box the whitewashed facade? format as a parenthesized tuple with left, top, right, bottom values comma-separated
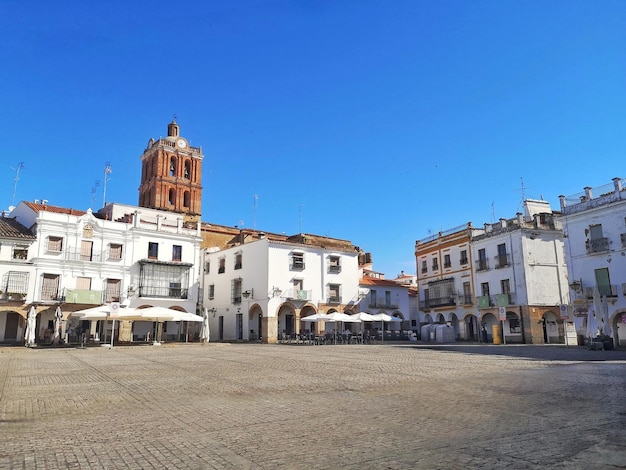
(6, 201, 202, 344)
(471, 200, 569, 344)
(559, 177, 626, 348)
(203, 235, 361, 343)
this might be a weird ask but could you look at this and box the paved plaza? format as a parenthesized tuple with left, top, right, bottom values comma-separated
(0, 343, 625, 469)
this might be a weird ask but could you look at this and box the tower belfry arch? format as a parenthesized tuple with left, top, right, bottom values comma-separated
(138, 119, 203, 221)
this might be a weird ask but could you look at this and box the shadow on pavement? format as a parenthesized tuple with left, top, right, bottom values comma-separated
(400, 343, 626, 362)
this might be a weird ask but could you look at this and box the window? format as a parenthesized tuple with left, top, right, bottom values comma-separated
(12, 244, 29, 260)
(208, 284, 215, 300)
(507, 313, 521, 333)
(462, 282, 472, 304)
(183, 191, 190, 208)
(329, 256, 341, 273)
(496, 243, 509, 268)
(460, 250, 468, 265)
(109, 243, 123, 260)
(76, 277, 91, 290)
(587, 224, 608, 253)
(501, 279, 511, 294)
(104, 279, 121, 303)
(169, 282, 182, 298)
(477, 248, 488, 271)
(4, 271, 29, 295)
(184, 161, 191, 179)
(370, 289, 377, 306)
(481, 282, 490, 297)
(204, 261, 210, 274)
(594, 267, 613, 297)
(41, 274, 60, 301)
(172, 245, 182, 262)
(432, 257, 438, 270)
(138, 261, 189, 299)
(443, 254, 451, 268)
(232, 278, 242, 304)
(421, 260, 427, 273)
(46, 236, 63, 252)
(234, 253, 242, 270)
(80, 240, 93, 261)
(148, 242, 158, 259)
(168, 188, 176, 205)
(218, 258, 226, 274)
(328, 284, 341, 303)
(291, 253, 305, 270)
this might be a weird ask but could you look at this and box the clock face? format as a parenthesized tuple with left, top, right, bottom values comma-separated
(177, 139, 187, 148)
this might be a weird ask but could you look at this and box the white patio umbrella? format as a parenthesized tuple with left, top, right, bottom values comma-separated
(24, 306, 36, 347)
(300, 313, 330, 323)
(349, 312, 377, 340)
(53, 306, 63, 345)
(599, 295, 612, 337)
(587, 288, 602, 339)
(200, 308, 210, 343)
(371, 313, 402, 344)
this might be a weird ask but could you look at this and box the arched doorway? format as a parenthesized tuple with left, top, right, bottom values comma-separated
(449, 313, 459, 340)
(542, 311, 561, 344)
(277, 303, 296, 340)
(465, 314, 479, 341)
(0, 310, 23, 343)
(248, 304, 263, 341)
(299, 305, 317, 335)
(482, 313, 498, 342)
(505, 311, 523, 343)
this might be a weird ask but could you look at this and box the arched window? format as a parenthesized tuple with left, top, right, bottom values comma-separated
(170, 157, 176, 176)
(168, 189, 176, 205)
(184, 160, 191, 179)
(183, 191, 190, 208)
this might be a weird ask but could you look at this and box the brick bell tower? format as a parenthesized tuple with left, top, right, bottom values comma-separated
(138, 119, 203, 221)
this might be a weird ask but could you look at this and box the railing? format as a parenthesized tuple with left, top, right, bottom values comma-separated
(138, 286, 189, 299)
(285, 289, 312, 301)
(368, 301, 399, 309)
(459, 295, 473, 305)
(586, 238, 609, 254)
(290, 262, 305, 270)
(420, 296, 456, 309)
(65, 251, 103, 262)
(65, 289, 102, 304)
(327, 296, 341, 304)
(460, 257, 469, 265)
(494, 254, 511, 269)
(476, 259, 489, 271)
(477, 295, 491, 308)
(585, 285, 618, 298)
(328, 265, 341, 273)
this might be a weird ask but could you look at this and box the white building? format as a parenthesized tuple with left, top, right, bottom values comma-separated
(0, 216, 36, 343)
(559, 177, 626, 348)
(471, 200, 569, 344)
(203, 232, 361, 343)
(6, 201, 202, 344)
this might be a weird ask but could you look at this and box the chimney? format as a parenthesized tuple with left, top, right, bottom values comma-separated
(613, 177, 623, 193)
(584, 186, 593, 200)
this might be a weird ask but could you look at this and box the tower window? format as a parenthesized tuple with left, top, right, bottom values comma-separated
(170, 157, 176, 177)
(183, 191, 190, 208)
(184, 161, 191, 179)
(168, 189, 175, 205)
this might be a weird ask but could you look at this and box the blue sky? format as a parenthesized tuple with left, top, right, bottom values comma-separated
(1, 1, 624, 277)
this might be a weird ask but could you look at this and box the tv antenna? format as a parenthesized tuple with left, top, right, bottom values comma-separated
(253, 194, 258, 232)
(299, 204, 304, 234)
(102, 162, 112, 208)
(515, 177, 532, 212)
(91, 181, 100, 209)
(11, 162, 25, 207)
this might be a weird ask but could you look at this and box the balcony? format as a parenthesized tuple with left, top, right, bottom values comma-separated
(328, 265, 341, 273)
(495, 293, 516, 307)
(476, 259, 489, 272)
(477, 295, 491, 308)
(285, 289, 312, 301)
(138, 286, 189, 299)
(327, 296, 341, 304)
(65, 289, 102, 305)
(368, 300, 399, 309)
(585, 285, 618, 299)
(65, 251, 103, 262)
(419, 296, 456, 309)
(290, 261, 305, 270)
(586, 237, 609, 254)
(494, 254, 511, 269)
(459, 295, 473, 305)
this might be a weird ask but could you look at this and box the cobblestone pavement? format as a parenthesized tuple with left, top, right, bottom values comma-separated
(0, 343, 625, 469)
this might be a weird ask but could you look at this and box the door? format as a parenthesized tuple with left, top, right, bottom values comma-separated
(218, 316, 224, 341)
(4, 313, 19, 341)
(594, 268, 611, 297)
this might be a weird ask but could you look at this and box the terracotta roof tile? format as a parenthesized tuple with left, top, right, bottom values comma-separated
(23, 201, 87, 217)
(360, 277, 404, 287)
(0, 217, 35, 240)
